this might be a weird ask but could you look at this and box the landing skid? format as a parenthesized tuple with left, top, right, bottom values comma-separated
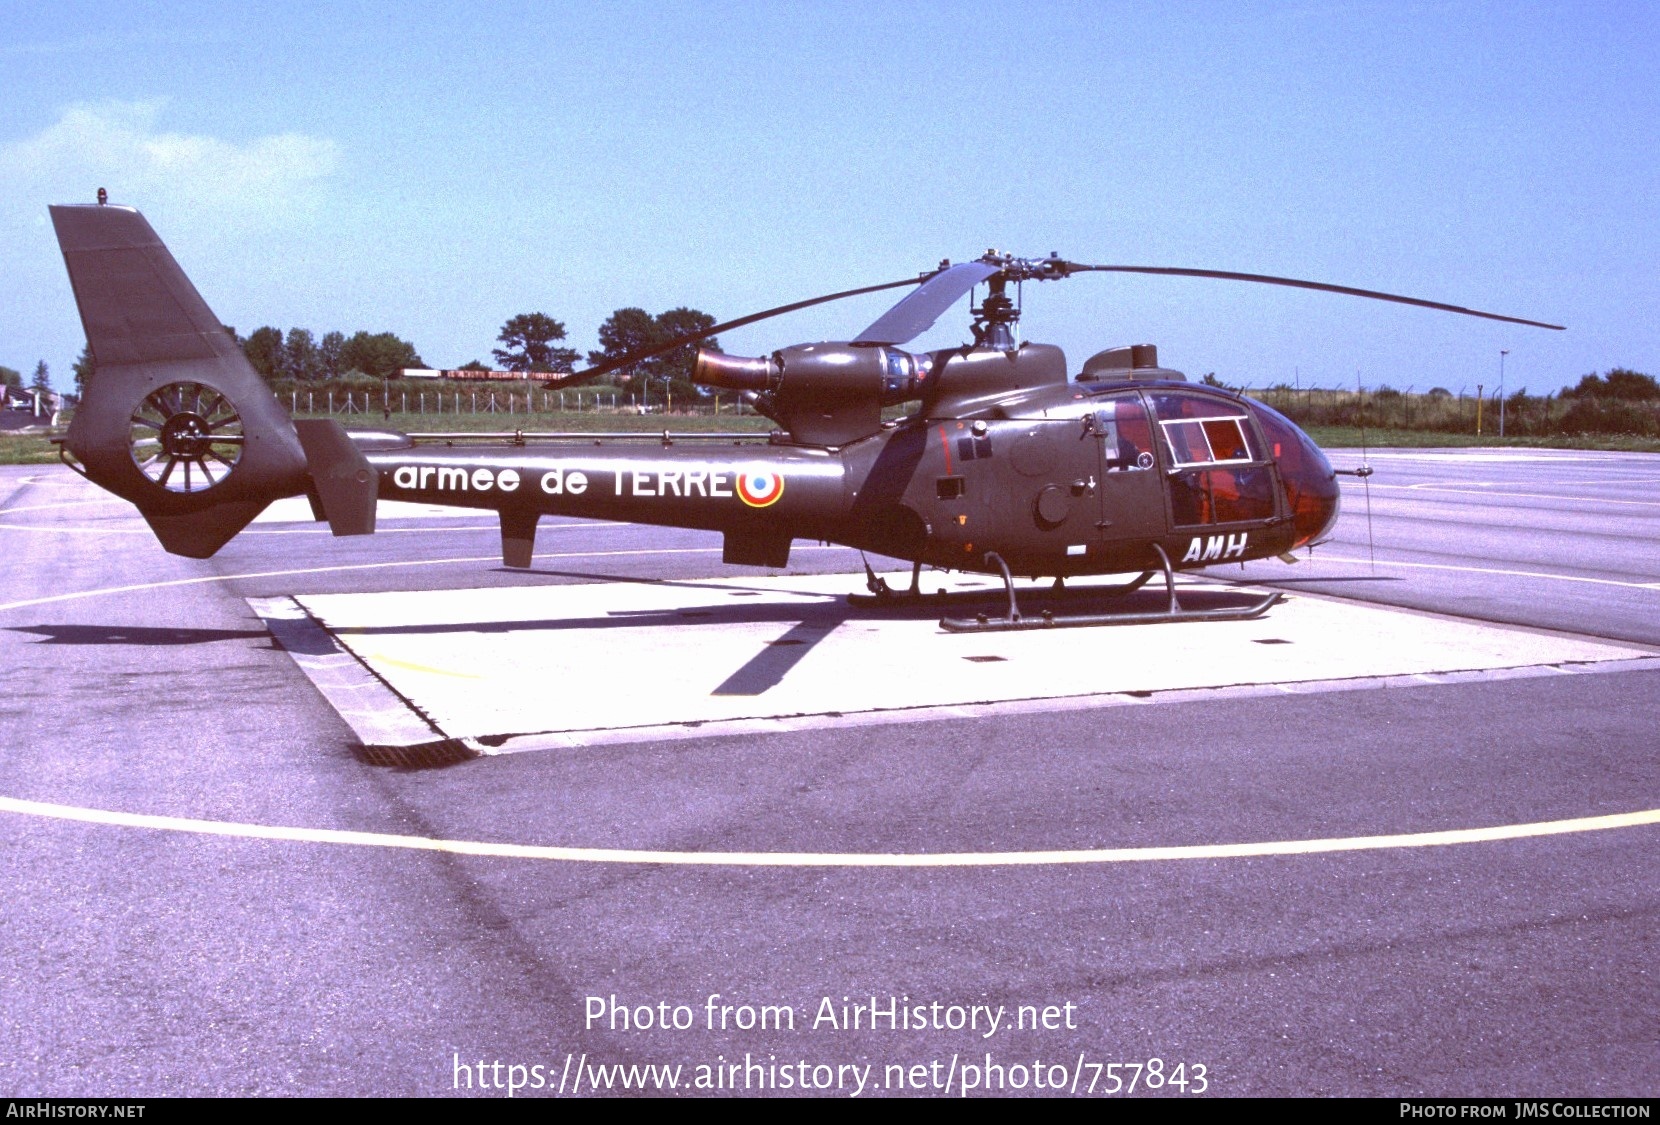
(940, 545, 1282, 633)
(849, 560, 1160, 610)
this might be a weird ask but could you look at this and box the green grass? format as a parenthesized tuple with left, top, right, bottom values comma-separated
(0, 432, 62, 465)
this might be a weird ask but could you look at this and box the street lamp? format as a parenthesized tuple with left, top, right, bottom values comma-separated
(1498, 350, 1510, 438)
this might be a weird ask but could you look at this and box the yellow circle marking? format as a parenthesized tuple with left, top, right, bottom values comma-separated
(0, 795, 1653, 868)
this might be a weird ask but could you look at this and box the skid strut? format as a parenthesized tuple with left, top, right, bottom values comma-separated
(940, 544, 1282, 632)
(850, 557, 931, 605)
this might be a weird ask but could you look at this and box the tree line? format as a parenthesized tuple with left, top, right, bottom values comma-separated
(237, 327, 423, 382)
(235, 306, 718, 402)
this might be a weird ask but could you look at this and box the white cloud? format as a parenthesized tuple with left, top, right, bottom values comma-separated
(0, 100, 339, 222)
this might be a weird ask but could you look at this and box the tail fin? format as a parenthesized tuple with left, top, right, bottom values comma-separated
(51, 204, 309, 557)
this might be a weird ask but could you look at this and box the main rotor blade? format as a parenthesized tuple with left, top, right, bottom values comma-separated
(545, 273, 929, 389)
(853, 260, 1001, 345)
(1068, 264, 1564, 330)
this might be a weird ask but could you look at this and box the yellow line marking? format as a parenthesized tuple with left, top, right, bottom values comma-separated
(366, 651, 485, 679)
(1, 795, 1653, 868)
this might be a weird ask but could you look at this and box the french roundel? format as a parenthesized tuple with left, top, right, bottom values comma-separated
(736, 469, 785, 508)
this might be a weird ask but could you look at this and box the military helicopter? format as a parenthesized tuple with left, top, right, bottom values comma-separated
(49, 202, 1562, 631)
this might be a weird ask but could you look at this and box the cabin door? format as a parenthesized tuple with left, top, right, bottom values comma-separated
(1092, 392, 1167, 545)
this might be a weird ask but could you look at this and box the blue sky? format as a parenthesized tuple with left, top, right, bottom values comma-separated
(4, 1, 1655, 395)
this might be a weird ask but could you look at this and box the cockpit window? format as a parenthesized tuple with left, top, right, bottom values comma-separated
(1149, 392, 1277, 527)
(1147, 392, 1258, 467)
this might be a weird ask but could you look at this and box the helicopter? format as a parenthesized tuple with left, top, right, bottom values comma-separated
(48, 202, 1562, 631)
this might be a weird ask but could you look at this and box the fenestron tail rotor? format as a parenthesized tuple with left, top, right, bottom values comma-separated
(129, 381, 246, 493)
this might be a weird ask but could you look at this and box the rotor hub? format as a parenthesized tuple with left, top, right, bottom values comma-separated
(975, 250, 1075, 283)
(159, 412, 216, 459)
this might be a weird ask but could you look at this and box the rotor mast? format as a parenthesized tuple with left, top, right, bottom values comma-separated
(971, 251, 1074, 350)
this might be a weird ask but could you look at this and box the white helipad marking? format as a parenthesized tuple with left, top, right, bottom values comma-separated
(0, 546, 845, 615)
(1315, 555, 1660, 592)
(1351, 450, 1643, 463)
(0, 518, 637, 537)
(0, 523, 512, 537)
(0, 523, 158, 536)
(0, 498, 125, 515)
(0, 557, 494, 614)
(1396, 484, 1660, 508)
(2, 794, 1653, 867)
(287, 573, 1651, 750)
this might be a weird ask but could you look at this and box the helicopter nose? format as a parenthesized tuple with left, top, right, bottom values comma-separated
(1250, 401, 1340, 548)
(1283, 426, 1341, 547)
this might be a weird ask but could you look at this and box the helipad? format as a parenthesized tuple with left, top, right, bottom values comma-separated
(248, 571, 1655, 759)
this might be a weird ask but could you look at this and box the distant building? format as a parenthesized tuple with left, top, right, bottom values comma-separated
(4, 389, 59, 415)
(400, 368, 539, 382)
